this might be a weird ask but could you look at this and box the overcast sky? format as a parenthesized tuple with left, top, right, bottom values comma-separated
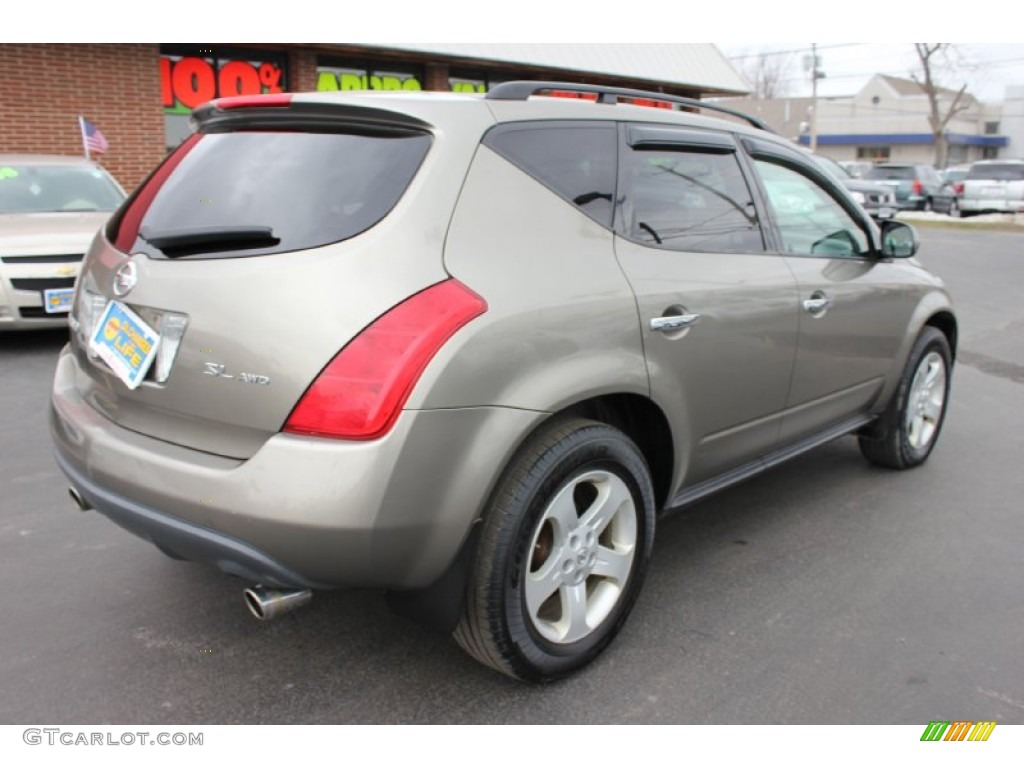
(717, 44, 1024, 103)
(15, 2, 1024, 105)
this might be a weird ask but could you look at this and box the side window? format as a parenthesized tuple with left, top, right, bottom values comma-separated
(624, 147, 764, 253)
(484, 123, 616, 228)
(754, 160, 870, 258)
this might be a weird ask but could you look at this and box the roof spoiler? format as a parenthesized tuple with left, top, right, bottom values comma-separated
(190, 98, 432, 135)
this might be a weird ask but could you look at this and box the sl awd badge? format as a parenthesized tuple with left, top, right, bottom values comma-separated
(203, 362, 271, 386)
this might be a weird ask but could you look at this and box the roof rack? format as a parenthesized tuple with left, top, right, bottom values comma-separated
(486, 81, 773, 133)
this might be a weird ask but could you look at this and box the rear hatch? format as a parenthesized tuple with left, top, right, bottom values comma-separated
(865, 165, 915, 201)
(68, 95, 471, 459)
(963, 162, 1024, 204)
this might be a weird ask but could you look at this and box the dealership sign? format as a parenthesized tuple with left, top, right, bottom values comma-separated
(162, 54, 286, 114)
(316, 66, 423, 92)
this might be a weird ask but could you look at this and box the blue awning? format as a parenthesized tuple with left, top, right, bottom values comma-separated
(798, 133, 1008, 148)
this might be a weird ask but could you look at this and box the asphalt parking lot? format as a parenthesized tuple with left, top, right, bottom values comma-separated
(1, 225, 1022, 724)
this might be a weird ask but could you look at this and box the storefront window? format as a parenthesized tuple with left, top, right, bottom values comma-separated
(856, 146, 891, 161)
(160, 46, 288, 151)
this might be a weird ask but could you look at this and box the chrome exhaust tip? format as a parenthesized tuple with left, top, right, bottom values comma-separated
(243, 585, 312, 621)
(68, 486, 92, 511)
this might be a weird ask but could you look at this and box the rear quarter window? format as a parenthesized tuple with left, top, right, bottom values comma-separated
(483, 122, 617, 228)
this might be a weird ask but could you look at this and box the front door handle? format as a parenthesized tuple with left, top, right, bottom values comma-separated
(649, 314, 701, 332)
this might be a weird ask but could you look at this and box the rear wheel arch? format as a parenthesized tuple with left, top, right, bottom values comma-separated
(559, 393, 674, 511)
(387, 393, 674, 635)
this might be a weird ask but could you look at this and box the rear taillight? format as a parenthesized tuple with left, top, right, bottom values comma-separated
(912, 179, 923, 195)
(954, 182, 964, 195)
(283, 280, 487, 441)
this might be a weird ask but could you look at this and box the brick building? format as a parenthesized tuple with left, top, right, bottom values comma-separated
(0, 43, 749, 190)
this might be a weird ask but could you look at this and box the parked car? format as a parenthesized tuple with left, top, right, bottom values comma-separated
(51, 83, 956, 682)
(810, 153, 897, 221)
(864, 163, 949, 212)
(838, 160, 873, 179)
(958, 159, 1024, 216)
(941, 165, 971, 186)
(939, 165, 971, 217)
(0, 155, 125, 330)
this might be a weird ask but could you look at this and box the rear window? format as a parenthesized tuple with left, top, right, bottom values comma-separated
(866, 166, 915, 181)
(0, 164, 124, 214)
(966, 163, 1024, 181)
(107, 130, 431, 258)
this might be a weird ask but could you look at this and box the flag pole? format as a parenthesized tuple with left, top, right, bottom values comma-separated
(78, 116, 90, 160)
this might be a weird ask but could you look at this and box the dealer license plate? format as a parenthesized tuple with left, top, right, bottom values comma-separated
(88, 300, 160, 389)
(44, 287, 75, 314)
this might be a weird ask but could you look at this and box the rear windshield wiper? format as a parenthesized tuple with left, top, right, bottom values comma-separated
(139, 225, 279, 256)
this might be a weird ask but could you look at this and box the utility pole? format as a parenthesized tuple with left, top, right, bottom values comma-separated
(804, 44, 825, 152)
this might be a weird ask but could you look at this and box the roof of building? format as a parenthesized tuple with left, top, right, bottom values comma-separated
(877, 74, 965, 99)
(357, 43, 750, 96)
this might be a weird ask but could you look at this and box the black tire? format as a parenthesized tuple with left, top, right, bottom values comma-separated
(859, 327, 952, 469)
(454, 418, 655, 682)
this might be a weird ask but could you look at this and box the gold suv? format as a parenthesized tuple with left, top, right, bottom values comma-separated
(52, 83, 956, 681)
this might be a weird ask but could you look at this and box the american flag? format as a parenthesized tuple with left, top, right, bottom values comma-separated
(79, 117, 109, 155)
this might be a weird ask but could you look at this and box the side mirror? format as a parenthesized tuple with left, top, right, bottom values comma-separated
(879, 220, 919, 258)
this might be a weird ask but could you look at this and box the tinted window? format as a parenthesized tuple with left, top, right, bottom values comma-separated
(624, 148, 764, 253)
(108, 130, 431, 259)
(755, 160, 869, 258)
(866, 166, 915, 181)
(0, 164, 123, 214)
(966, 163, 1024, 181)
(484, 124, 616, 227)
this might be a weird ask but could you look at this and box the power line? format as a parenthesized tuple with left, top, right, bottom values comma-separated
(724, 43, 862, 61)
(765, 57, 1024, 86)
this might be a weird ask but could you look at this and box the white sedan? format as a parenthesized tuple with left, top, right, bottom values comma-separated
(0, 154, 125, 330)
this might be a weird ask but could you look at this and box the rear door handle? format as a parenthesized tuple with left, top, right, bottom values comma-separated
(802, 293, 832, 314)
(649, 314, 701, 332)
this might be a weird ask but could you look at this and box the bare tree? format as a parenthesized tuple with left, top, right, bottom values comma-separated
(912, 44, 972, 168)
(741, 53, 793, 100)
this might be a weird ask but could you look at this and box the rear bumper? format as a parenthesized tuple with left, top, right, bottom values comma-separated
(894, 195, 927, 210)
(959, 198, 1024, 213)
(55, 449, 327, 588)
(51, 345, 545, 589)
